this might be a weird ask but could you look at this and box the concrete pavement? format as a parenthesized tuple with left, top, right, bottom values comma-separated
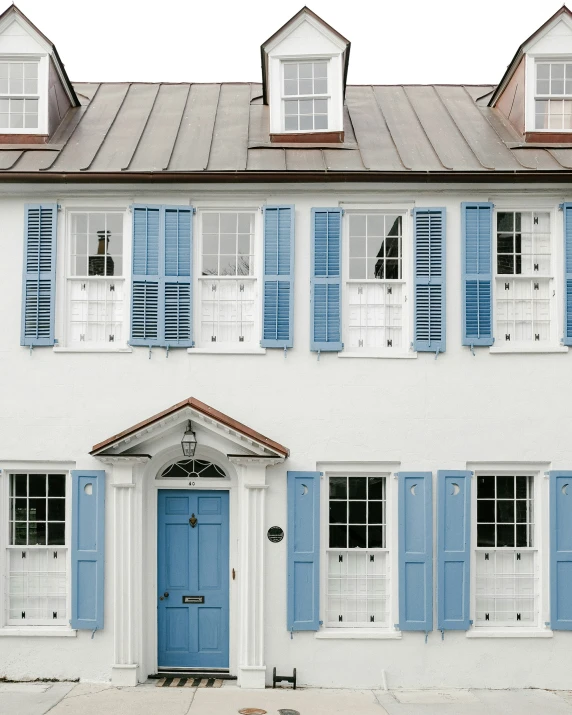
(3, 680, 572, 715)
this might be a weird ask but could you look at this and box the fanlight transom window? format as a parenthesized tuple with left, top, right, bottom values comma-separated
(160, 459, 226, 480)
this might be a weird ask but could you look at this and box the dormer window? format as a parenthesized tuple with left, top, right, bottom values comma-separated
(535, 61, 572, 130)
(0, 59, 39, 129)
(283, 60, 328, 131)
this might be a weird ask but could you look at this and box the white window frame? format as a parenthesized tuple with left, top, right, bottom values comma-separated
(341, 207, 414, 359)
(0, 54, 48, 134)
(525, 54, 572, 133)
(490, 203, 565, 354)
(192, 205, 264, 353)
(316, 462, 401, 639)
(54, 204, 132, 353)
(467, 465, 552, 638)
(281, 59, 330, 133)
(0, 464, 75, 636)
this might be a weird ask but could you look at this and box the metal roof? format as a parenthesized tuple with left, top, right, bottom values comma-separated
(3, 81, 572, 180)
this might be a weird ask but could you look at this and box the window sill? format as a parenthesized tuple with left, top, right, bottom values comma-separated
(466, 628, 553, 639)
(489, 346, 568, 354)
(187, 347, 266, 355)
(315, 629, 402, 640)
(0, 627, 77, 638)
(338, 351, 417, 360)
(53, 347, 133, 353)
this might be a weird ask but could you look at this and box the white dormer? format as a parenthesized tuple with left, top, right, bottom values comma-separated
(490, 6, 572, 140)
(0, 4, 78, 138)
(261, 7, 350, 142)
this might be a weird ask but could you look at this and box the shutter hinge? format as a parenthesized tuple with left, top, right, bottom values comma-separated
(434, 347, 440, 360)
(318, 620, 323, 626)
(469, 619, 473, 625)
(559, 203, 565, 211)
(148, 345, 153, 360)
(192, 207, 196, 215)
(290, 628, 294, 640)
(425, 632, 429, 644)
(410, 208, 415, 216)
(341, 208, 345, 216)
(394, 623, 400, 631)
(545, 621, 550, 627)
(468, 343, 475, 356)
(54, 338, 59, 346)
(91, 627, 98, 639)
(165, 345, 169, 358)
(441, 629, 445, 641)
(284, 346, 288, 358)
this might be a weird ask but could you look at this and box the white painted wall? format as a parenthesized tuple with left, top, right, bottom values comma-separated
(1, 181, 572, 688)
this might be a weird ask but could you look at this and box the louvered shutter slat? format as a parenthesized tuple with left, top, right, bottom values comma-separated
(261, 206, 294, 348)
(462, 203, 493, 347)
(311, 208, 342, 351)
(21, 204, 58, 346)
(130, 205, 192, 347)
(414, 208, 445, 352)
(562, 204, 572, 345)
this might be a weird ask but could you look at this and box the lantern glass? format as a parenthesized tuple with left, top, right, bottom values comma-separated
(181, 427, 197, 457)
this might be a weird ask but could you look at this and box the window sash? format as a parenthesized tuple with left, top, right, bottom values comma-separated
(66, 277, 125, 347)
(198, 276, 257, 345)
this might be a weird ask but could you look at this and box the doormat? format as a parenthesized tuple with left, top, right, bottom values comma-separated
(156, 677, 223, 688)
(238, 709, 267, 715)
(279, 711, 300, 715)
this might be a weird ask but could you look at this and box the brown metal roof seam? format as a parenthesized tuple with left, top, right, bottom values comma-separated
(371, 85, 410, 171)
(121, 84, 161, 171)
(39, 83, 104, 172)
(402, 86, 452, 171)
(433, 86, 493, 171)
(81, 83, 133, 171)
(164, 83, 193, 171)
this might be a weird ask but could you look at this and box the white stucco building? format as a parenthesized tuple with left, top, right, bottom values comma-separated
(2, 2, 572, 691)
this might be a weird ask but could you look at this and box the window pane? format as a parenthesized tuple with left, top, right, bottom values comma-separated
(348, 525, 366, 548)
(314, 62, 327, 78)
(283, 64, 297, 80)
(299, 79, 312, 95)
(29, 498, 46, 521)
(368, 477, 385, 500)
(349, 501, 366, 524)
(329, 477, 347, 499)
(349, 258, 366, 279)
(24, 113, 38, 129)
(49, 474, 66, 497)
(314, 99, 328, 114)
(284, 115, 298, 131)
(10, 63, 23, 79)
(48, 522, 65, 546)
(477, 477, 494, 498)
(284, 100, 298, 116)
(283, 79, 297, 96)
(477, 499, 494, 522)
(29, 522, 46, 545)
(299, 63, 312, 79)
(349, 477, 367, 499)
(329, 501, 347, 523)
(368, 526, 384, 548)
(24, 63, 38, 79)
(537, 63, 549, 80)
(202, 213, 219, 233)
(368, 501, 384, 524)
(299, 115, 313, 131)
(497, 501, 514, 523)
(48, 499, 65, 522)
(29, 474, 46, 497)
(497, 476, 514, 499)
(496, 524, 515, 547)
(314, 79, 327, 95)
(329, 524, 347, 548)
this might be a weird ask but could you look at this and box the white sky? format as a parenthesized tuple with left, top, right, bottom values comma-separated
(13, 0, 568, 85)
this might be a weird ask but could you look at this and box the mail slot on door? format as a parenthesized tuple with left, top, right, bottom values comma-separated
(182, 596, 205, 604)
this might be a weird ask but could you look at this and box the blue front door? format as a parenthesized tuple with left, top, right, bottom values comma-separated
(157, 490, 229, 669)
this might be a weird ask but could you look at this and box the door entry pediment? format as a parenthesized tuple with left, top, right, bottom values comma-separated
(90, 397, 289, 460)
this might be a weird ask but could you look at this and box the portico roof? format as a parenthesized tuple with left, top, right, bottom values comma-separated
(90, 397, 289, 458)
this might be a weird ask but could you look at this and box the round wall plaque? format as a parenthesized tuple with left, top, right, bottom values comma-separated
(267, 526, 284, 543)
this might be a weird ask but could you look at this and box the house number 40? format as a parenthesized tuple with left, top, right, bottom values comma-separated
(188, 481, 196, 487)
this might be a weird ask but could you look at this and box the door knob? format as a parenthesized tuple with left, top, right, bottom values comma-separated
(189, 514, 197, 528)
(164, 592, 169, 598)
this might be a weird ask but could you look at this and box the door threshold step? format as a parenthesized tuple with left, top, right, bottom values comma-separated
(150, 672, 237, 680)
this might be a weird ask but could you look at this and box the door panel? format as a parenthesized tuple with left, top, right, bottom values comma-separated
(158, 490, 229, 668)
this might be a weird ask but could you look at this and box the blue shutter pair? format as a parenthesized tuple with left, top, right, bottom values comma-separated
(70, 470, 105, 631)
(21, 204, 58, 346)
(261, 206, 295, 348)
(399, 470, 471, 633)
(130, 205, 193, 347)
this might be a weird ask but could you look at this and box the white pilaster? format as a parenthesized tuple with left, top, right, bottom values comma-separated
(229, 455, 284, 689)
(98, 455, 149, 687)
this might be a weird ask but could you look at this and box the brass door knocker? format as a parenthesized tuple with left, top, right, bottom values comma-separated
(189, 514, 197, 528)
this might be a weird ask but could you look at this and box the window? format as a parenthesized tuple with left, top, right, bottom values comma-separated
(327, 476, 389, 627)
(283, 61, 328, 131)
(198, 211, 258, 346)
(160, 459, 226, 479)
(345, 213, 406, 352)
(535, 61, 572, 130)
(7, 473, 67, 625)
(66, 211, 125, 348)
(475, 475, 538, 627)
(0, 60, 39, 130)
(494, 211, 553, 347)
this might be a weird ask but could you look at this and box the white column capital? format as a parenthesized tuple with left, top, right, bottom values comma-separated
(95, 456, 150, 488)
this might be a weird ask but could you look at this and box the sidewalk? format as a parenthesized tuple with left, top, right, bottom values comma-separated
(3, 680, 572, 715)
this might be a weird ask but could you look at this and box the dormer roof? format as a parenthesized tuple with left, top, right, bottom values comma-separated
(489, 5, 572, 108)
(0, 4, 79, 107)
(260, 6, 350, 105)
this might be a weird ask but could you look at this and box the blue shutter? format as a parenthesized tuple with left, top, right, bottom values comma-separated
(21, 204, 58, 346)
(130, 205, 192, 347)
(71, 470, 105, 630)
(287, 471, 320, 631)
(562, 204, 572, 345)
(261, 206, 294, 348)
(549, 471, 572, 630)
(131, 205, 161, 346)
(462, 203, 493, 347)
(164, 207, 193, 347)
(398, 472, 433, 632)
(414, 208, 446, 353)
(311, 208, 342, 351)
(437, 470, 471, 631)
